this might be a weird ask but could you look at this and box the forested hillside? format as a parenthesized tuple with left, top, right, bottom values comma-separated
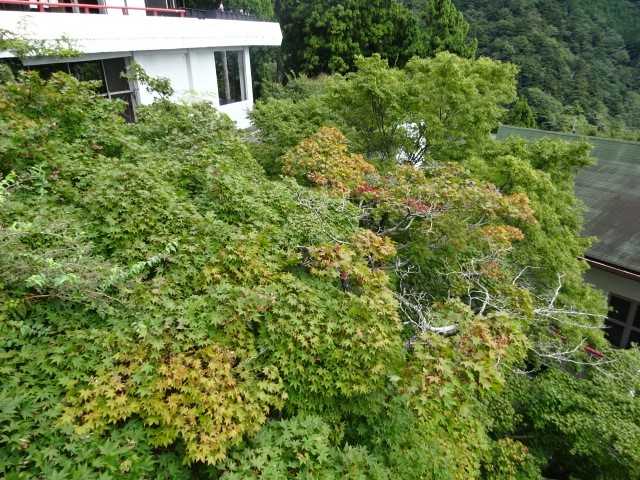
(243, 0, 640, 138)
(452, 0, 640, 137)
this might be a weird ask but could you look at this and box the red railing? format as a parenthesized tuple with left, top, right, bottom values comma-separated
(0, 0, 185, 16)
(549, 328, 607, 359)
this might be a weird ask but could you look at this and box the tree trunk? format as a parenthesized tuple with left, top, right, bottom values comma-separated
(221, 50, 231, 102)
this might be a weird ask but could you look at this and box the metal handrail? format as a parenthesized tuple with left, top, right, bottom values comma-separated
(0, 0, 185, 16)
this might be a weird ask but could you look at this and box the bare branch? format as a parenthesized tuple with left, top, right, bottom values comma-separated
(395, 291, 458, 337)
(293, 188, 359, 245)
(532, 339, 615, 370)
(512, 265, 540, 285)
(233, 348, 268, 371)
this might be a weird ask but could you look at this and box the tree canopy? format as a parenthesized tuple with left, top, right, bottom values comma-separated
(421, 0, 477, 58)
(275, 0, 427, 75)
(273, 0, 477, 75)
(252, 53, 517, 164)
(2, 55, 640, 479)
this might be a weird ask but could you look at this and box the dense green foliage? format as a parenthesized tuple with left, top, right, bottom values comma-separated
(275, 0, 426, 75)
(503, 96, 536, 128)
(274, 0, 476, 75)
(251, 53, 517, 164)
(505, 352, 640, 480)
(2, 55, 640, 480)
(251, 54, 640, 478)
(421, 0, 477, 58)
(264, 0, 640, 138)
(453, 0, 640, 137)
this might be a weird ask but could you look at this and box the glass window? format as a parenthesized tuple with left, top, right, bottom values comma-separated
(31, 63, 69, 80)
(70, 61, 103, 82)
(215, 50, 243, 105)
(145, 0, 180, 16)
(0, 2, 30, 11)
(604, 318, 625, 347)
(29, 58, 135, 122)
(112, 93, 136, 123)
(103, 58, 130, 93)
(605, 295, 640, 349)
(628, 329, 640, 347)
(633, 304, 640, 329)
(69, 61, 107, 94)
(608, 295, 631, 322)
(83, 0, 103, 14)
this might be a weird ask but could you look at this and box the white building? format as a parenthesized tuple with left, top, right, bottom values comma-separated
(0, 2, 282, 127)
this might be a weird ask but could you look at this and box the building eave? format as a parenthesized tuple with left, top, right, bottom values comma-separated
(582, 256, 640, 282)
(0, 11, 282, 58)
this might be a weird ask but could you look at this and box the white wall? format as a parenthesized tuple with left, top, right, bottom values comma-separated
(187, 49, 218, 104)
(133, 48, 254, 127)
(584, 267, 640, 302)
(134, 48, 219, 105)
(219, 100, 252, 129)
(133, 50, 192, 104)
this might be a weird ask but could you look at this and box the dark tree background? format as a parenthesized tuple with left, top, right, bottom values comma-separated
(275, 0, 428, 75)
(453, 0, 640, 137)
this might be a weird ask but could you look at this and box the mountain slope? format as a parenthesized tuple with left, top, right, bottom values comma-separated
(454, 0, 640, 137)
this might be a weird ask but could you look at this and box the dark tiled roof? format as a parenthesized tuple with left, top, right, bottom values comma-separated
(496, 125, 640, 274)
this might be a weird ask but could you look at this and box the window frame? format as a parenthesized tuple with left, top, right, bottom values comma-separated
(29, 57, 137, 122)
(605, 293, 640, 348)
(214, 48, 247, 106)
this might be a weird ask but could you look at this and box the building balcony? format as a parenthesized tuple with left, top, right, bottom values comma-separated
(0, 0, 259, 21)
(0, 3, 281, 55)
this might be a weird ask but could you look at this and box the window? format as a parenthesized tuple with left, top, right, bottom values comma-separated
(31, 58, 136, 122)
(61, 0, 105, 14)
(215, 50, 245, 105)
(19, 0, 106, 14)
(145, 0, 179, 16)
(604, 294, 640, 348)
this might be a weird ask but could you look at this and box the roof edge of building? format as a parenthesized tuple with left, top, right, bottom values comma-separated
(582, 256, 640, 282)
(498, 124, 640, 148)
